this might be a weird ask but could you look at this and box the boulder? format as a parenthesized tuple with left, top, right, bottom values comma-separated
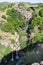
(40, 61, 43, 65)
(31, 63, 40, 65)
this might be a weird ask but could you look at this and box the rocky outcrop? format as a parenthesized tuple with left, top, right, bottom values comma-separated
(13, 4, 32, 21)
(0, 30, 20, 50)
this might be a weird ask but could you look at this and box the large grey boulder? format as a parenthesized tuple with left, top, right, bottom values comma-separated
(31, 63, 40, 65)
(40, 61, 43, 65)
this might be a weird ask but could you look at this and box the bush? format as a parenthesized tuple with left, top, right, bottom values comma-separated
(30, 16, 42, 28)
(18, 2, 25, 6)
(6, 8, 26, 32)
(20, 39, 27, 49)
(10, 39, 15, 44)
(26, 7, 31, 11)
(39, 8, 43, 17)
(8, 3, 14, 8)
(2, 22, 15, 33)
(2, 15, 6, 19)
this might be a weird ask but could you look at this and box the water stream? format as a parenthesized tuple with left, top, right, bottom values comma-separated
(16, 50, 19, 60)
(11, 51, 14, 61)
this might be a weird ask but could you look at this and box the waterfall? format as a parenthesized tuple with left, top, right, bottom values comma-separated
(16, 50, 19, 60)
(11, 45, 14, 61)
(25, 17, 33, 33)
(25, 25, 28, 32)
(11, 51, 14, 61)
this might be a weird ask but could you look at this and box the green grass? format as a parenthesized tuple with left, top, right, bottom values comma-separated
(0, 2, 10, 9)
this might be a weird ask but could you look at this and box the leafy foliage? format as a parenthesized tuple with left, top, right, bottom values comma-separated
(18, 2, 25, 6)
(30, 16, 42, 29)
(2, 8, 26, 33)
(2, 22, 15, 33)
(39, 7, 43, 17)
(10, 39, 15, 44)
(8, 3, 14, 8)
(28, 15, 43, 45)
(2, 15, 6, 19)
(26, 7, 31, 11)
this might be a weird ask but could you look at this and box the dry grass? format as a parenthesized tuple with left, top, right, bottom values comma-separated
(0, 11, 6, 17)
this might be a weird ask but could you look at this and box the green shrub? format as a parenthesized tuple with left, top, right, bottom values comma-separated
(30, 16, 42, 28)
(18, 2, 25, 6)
(26, 7, 31, 11)
(8, 3, 14, 8)
(10, 39, 15, 44)
(2, 22, 15, 33)
(2, 15, 6, 19)
(20, 40, 27, 49)
(39, 8, 43, 17)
